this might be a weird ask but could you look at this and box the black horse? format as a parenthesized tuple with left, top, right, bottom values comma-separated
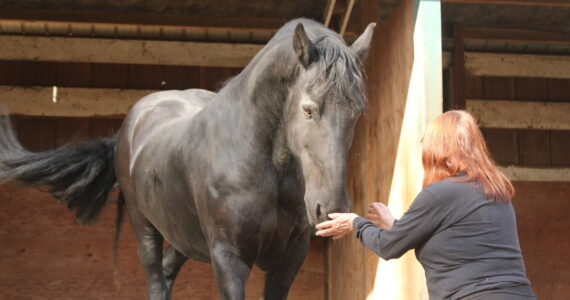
(0, 19, 375, 300)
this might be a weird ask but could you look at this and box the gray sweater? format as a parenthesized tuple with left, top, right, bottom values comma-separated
(353, 175, 535, 300)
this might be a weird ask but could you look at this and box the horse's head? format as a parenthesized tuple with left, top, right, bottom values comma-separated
(285, 22, 375, 224)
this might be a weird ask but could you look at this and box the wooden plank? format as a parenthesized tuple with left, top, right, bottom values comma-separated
(461, 27, 570, 45)
(0, 35, 263, 68)
(128, 65, 164, 89)
(322, 0, 337, 27)
(57, 62, 93, 87)
(518, 130, 551, 166)
(19, 61, 57, 86)
(452, 26, 466, 109)
(17, 117, 56, 151)
(0, 85, 156, 117)
(91, 118, 124, 138)
(515, 78, 547, 101)
(512, 182, 570, 300)
(550, 131, 570, 166)
(464, 75, 483, 99)
(55, 118, 91, 146)
(0, 61, 21, 85)
(163, 66, 201, 89)
(466, 99, 570, 130)
(93, 64, 129, 88)
(339, 0, 356, 36)
(442, 0, 570, 6)
(465, 52, 570, 79)
(484, 76, 515, 100)
(500, 166, 570, 181)
(484, 128, 519, 165)
(0, 8, 285, 32)
(547, 78, 570, 102)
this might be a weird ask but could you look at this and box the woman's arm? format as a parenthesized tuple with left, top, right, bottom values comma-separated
(316, 188, 448, 260)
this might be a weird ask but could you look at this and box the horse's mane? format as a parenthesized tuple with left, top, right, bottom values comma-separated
(273, 18, 367, 112)
(217, 19, 366, 112)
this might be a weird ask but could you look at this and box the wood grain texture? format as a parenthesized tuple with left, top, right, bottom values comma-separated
(513, 182, 570, 300)
(0, 35, 262, 67)
(466, 52, 570, 79)
(518, 130, 551, 166)
(484, 128, 519, 165)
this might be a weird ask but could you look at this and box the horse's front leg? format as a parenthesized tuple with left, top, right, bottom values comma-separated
(210, 242, 252, 300)
(263, 226, 312, 300)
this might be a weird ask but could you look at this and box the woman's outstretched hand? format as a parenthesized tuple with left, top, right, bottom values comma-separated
(366, 202, 395, 230)
(315, 213, 359, 240)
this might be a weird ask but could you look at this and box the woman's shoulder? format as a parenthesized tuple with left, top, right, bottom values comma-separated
(423, 176, 482, 202)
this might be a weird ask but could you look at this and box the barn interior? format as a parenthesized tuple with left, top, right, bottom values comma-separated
(0, 0, 568, 299)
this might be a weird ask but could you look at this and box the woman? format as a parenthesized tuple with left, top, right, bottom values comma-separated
(315, 110, 536, 300)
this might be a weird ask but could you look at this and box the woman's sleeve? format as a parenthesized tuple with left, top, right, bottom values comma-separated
(353, 189, 447, 260)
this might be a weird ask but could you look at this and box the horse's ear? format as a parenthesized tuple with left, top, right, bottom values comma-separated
(350, 23, 377, 61)
(293, 23, 316, 69)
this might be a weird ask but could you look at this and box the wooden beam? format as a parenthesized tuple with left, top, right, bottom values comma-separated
(500, 166, 570, 182)
(452, 26, 466, 109)
(466, 99, 570, 130)
(0, 86, 156, 117)
(0, 8, 285, 31)
(463, 27, 570, 45)
(0, 35, 262, 67)
(339, 0, 356, 36)
(465, 52, 570, 78)
(322, 0, 337, 27)
(442, 0, 570, 7)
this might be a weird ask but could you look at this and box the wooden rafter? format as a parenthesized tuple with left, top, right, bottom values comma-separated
(322, 0, 337, 27)
(339, 0, 356, 36)
(0, 8, 285, 32)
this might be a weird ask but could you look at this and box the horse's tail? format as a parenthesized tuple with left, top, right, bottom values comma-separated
(0, 116, 117, 225)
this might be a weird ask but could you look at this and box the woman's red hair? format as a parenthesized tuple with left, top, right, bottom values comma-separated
(422, 110, 514, 201)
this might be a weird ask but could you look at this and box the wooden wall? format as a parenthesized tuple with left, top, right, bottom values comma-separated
(461, 74, 570, 300)
(0, 60, 326, 299)
(464, 75, 570, 167)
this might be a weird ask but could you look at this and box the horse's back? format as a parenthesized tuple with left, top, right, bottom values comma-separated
(120, 89, 215, 172)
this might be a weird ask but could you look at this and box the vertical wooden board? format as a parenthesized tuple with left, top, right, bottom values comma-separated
(57, 62, 93, 87)
(550, 130, 570, 166)
(515, 77, 547, 101)
(128, 64, 164, 89)
(483, 76, 515, 100)
(163, 65, 201, 89)
(512, 182, 570, 300)
(518, 130, 551, 166)
(484, 128, 519, 165)
(91, 118, 124, 138)
(92, 63, 129, 88)
(547, 78, 570, 102)
(19, 61, 58, 86)
(55, 117, 92, 146)
(464, 75, 483, 100)
(17, 116, 56, 151)
(0, 60, 21, 85)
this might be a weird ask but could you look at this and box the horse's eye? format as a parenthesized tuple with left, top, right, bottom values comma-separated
(302, 105, 313, 119)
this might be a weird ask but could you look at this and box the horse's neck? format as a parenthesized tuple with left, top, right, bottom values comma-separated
(213, 43, 295, 163)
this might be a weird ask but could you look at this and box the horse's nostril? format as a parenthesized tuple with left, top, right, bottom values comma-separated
(315, 203, 322, 220)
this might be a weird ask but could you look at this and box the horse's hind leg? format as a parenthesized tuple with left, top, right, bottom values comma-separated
(263, 228, 311, 300)
(129, 209, 170, 300)
(162, 246, 188, 293)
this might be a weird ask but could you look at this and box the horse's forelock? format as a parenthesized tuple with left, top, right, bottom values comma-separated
(306, 36, 367, 112)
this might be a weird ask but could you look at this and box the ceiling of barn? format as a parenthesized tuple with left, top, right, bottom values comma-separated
(0, 0, 568, 54)
(442, 1, 570, 55)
